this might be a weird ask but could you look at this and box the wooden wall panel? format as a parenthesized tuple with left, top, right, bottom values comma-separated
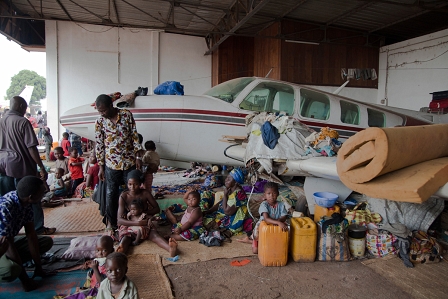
(280, 20, 379, 88)
(212, 36, 254, 86)
(254, 23, 281, 79)
(212, 19, 379, 88)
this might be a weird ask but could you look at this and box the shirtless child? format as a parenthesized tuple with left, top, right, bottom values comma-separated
(116, 170, 178, 256)
(118, 199, 150, 246)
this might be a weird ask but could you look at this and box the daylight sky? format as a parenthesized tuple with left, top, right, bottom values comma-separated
(0, 34, 46, 105)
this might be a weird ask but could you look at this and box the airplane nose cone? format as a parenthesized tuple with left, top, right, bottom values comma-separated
(60, 103, 99, 140)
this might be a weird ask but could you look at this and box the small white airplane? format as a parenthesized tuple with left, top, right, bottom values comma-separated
(61, 77, 448, 210)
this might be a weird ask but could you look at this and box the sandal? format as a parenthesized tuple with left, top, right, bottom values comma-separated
(38, 227, 56, 235)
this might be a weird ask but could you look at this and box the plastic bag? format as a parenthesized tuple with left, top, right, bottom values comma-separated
(154, 81, 184, 95)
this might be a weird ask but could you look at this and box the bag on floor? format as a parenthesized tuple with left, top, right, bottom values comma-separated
(366, 229, 397, 258)
(409, 230, 441, 264)
(317, 218, 351, 261)
(345, 202, 382, 225)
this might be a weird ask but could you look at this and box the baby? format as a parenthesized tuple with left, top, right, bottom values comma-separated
(52, 168, 67, 197)
(165, 190, 204, 241)
(84, 235, 115, 289)
(118, 199, 151, 246)
(97, 252, 139, 298)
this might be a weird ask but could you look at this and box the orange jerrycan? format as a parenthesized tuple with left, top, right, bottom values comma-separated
(314, 204, 340, 223)
(290, 217, 317, 262)
(258, 221, 289, 267)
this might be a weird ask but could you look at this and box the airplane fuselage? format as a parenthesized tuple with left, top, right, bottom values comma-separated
(61, 77, 435, 166)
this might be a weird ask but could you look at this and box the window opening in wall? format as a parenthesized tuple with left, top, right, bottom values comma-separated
(340, 100, 359, 125)
(239, 82, 295, 115)
(367, 108, 385, 127)
(299, 88, 330, 120)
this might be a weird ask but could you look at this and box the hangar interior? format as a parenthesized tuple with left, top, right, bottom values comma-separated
(1, 1, 447, 134)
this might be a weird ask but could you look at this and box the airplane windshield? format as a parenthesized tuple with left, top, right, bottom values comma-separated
(204, 77, 255, 103)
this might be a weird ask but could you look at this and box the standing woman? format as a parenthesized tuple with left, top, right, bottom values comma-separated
(203, 168, 252, 236)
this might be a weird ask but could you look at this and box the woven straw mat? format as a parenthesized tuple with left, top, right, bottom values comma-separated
(127, 254, 174, 299)
(43, 202, 104, 233)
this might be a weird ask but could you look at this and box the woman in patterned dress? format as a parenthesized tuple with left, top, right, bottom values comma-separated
(203, 168, 252, 235)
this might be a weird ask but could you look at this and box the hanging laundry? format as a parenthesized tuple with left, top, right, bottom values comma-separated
(371, 68, 378, 80)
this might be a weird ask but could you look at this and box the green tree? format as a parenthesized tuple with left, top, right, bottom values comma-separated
(5, 70, 46, 105)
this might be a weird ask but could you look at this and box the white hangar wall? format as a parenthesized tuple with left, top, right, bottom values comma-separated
(45, 21, 211, 139)
(377, 28, 448, 111)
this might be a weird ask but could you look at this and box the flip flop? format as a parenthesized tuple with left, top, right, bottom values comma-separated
(230, 259, 251, 266)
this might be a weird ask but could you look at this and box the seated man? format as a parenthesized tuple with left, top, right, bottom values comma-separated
(0, 176, 54, 292)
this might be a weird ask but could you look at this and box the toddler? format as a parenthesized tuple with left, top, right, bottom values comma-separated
(118, 199, 151, 246)
(142, 140, 160, 191)
(84, 152, 100, 198)
(52, 168, 67, 197)
(63, 236, 115, 299)
(43, 127, 53, 162)
(97, 252, 139, 298)
(68, 147, 85, 196)
(84, 235, 115, 289)
(165, 190, 204, 241)
(61, 132, 71, 157)
(252, 182, 288, 254)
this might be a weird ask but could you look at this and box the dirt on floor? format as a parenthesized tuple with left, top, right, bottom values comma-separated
(165, 256, 414, 299)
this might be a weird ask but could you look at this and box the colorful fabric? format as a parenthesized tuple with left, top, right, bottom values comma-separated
(0, 191, 34, 237)
(229, 168, 245, 184)
(85, 257, 107, 288)
(203, 188, 250, 235)
(95, 109, 143, 170)
(172, 222, 204, 241)
(366, 230, 397, 257)
(345, 203, 382, 225)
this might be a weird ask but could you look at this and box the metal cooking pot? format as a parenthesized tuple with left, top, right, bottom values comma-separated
(348, 224, 367, 239)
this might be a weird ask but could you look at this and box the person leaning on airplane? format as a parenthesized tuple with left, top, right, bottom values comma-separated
(94, 94, 145, 233)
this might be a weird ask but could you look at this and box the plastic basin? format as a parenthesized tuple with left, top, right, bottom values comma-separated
(313, 192, 338, 208)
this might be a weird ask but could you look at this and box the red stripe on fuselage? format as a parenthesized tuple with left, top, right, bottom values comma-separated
(60, 109, 247, 119)
(62, 119, 246, 126)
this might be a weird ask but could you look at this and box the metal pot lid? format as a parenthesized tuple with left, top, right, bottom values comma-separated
(348, 224, 367, 232)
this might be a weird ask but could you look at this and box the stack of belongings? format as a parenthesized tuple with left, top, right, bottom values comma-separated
(336, 124, 448, 203)
(244, 112, 315, 175)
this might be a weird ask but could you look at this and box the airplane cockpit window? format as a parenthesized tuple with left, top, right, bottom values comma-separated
(367, 108, 385, 127)
(204, 77, 255, 103)
(340, 100, 359, 125)
(239, 82, 295, 115)
(299, 89, 330, 120)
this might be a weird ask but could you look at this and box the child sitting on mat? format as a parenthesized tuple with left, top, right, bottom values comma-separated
(68, 147, 85, 196)
(52, 168, 67, 197)
(118, 199, 151, 246)
(84, 235, 115, 289)
(64, 236, 115, 299)
(251, 182, 288, 254)
(97, 252, 139, 298)
(165, 190, 205, 241)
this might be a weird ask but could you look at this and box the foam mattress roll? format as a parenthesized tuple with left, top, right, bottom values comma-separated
(336, 124, 448, 184)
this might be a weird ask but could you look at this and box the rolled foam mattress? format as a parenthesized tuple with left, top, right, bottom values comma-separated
(336, 124, 448, 184)
(336, 124, 448, 203)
